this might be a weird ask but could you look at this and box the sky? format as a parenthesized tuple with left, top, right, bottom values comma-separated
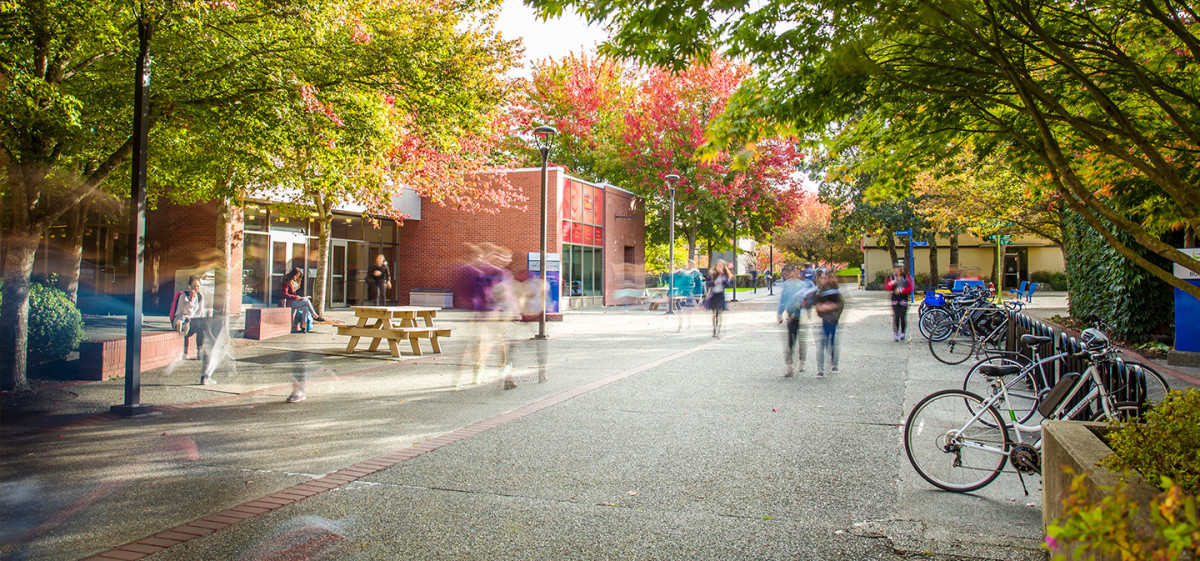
(495, 0, 609, 77)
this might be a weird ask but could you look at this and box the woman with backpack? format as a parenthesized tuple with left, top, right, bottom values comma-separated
(884, 262, 914, 341)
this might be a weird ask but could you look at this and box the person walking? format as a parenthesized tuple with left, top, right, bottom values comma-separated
(812, 271, 844, 378)
(707, 259, 732, 338)
(777, 266, 816, 377)
(884, 262, 914, 341)
(367, 254, 392, 306)
(281, 267, 325, 329)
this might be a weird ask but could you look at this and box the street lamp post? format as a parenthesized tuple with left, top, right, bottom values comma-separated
(664, 174, 680, 314)
(532, 125, 557, 340)
(113, 4, 155, 417)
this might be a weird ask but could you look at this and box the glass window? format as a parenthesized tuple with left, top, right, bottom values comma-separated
(348, 242, 366, 305)
(332, 215, 362, 240)
(582, 246, 594, 295)
(244, 205, 267, 232)
(570, 245, 584, 296)
(272, 215, 309, 235)
(243, 233, 269, 306)
(592, 249, 604, 296)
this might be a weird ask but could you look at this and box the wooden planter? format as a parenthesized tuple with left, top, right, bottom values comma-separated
(1042, 420, 1160, 560)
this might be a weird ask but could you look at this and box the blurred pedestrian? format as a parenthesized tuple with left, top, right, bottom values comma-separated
(813, 272, 844, 378)
(708, 259, 732, 338)
(777, 266, 816, 377)
(171, 275, 217, 384)
(884, 262, 914, 341)
(367, 253, 391, 306)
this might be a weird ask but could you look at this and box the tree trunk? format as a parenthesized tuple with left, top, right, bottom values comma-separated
(1187, 227, 1196, 248)
(949, 233, 960, 266)
(706, 239, 713, 269)
(687, 225, 698, 264)
(212, 196, 237, 316)
(885, 234, 898, 266)
(60, 199, 94, 303)
(991, 246, 999, 285)
(928, 239, 939, 287)
(1, 236, 39, 391)
(313, 212, 332, 318)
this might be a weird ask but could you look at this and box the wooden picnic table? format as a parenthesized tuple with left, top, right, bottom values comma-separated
(337, 305, 451, 357)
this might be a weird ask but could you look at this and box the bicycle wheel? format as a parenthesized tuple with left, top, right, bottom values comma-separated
(963, 354, 1039, 425)
(904, 389, 1010, 492)
(927, 312, 958, 342)
(928, 323, 976, 365)
(919, 307, 951, 340)
(1124, 361, 1170, 409)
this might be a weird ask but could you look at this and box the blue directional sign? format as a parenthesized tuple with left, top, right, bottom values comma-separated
(895, 229, 912, 236)
(912, 241, 929, 247)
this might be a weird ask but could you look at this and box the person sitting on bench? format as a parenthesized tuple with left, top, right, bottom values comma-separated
(280, 267, 325, 328)
(172, 275, 216, 384)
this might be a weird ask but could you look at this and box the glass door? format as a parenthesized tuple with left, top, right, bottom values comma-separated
(330, 241, 348, 308)
(269, 233, 309, 306)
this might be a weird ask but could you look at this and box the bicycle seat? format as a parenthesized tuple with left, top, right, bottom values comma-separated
(979, 364, 1022, 378)
(1020, 334, 1052, 347)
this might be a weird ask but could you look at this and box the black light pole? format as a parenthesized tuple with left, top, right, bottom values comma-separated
(664, 174, 680, 315)
(113, 5, 155, 416)
(532, 125, 557, 340)
(769, 244, 774, 295)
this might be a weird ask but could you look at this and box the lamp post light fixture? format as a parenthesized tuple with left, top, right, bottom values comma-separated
(664, 174, 680, 314)
(532, 125, 557, 340)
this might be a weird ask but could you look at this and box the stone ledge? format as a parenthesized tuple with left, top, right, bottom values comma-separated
(1168, 349, 1200, 368)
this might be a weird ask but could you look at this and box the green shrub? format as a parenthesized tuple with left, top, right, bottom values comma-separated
(1102, 390, 1200, 495)
(836, 267, 861, 277)
(1030, 270, 1069, 291)
(1063, 211, 1173, 341)
(0, 278, 85, 365)
(915, 273, 932, 287)
(1046, 471, 1200, 561)
(873, 271, 888, 285)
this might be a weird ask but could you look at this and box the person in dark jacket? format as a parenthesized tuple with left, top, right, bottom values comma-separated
(884, 262, 914, 341)
(367, 254, 392, 305)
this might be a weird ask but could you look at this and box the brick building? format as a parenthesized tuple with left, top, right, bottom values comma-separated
(396, 168, 646, 310)
(10, 168, 645, 315)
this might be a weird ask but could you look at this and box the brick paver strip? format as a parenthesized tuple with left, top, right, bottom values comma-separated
(117, 543, 163, 555)
(81, 331, 739, 561)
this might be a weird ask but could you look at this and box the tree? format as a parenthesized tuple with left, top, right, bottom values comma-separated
(773, 194, 862, 268)
(528, 0, 1200, 301)
(515, 53, 808, 263)
(1, 0, 518, 390)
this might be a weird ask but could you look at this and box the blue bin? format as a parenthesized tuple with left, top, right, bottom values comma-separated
(924, 292, 946, 306)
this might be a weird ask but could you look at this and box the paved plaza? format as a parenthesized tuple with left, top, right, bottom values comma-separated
(3, 288, 1196, 561)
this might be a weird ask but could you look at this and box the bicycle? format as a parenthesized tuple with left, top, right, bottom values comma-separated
(927, 299, 1023, 365)
(904, 328, 1145, 493)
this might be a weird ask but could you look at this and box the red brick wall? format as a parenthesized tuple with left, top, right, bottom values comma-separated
(146, 201, 243, 316)
(396, 169, 568, 309)
(603, 187, 647, 304)
(396, 169, 646, 309)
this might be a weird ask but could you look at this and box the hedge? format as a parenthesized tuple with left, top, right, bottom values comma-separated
(0, 277, 86, 365)
(1062, 211, 1173, 342)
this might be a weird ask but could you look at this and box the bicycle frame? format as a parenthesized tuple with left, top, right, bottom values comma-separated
(947, 360, 1115, 460)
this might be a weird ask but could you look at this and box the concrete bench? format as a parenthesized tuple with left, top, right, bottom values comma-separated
(79, 330, 197, 381)
(244, 307, 295, 340)
(336, 325, 452, 356)
(644, 295, 688, 311)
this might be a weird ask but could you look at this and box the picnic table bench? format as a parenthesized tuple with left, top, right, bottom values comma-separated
(338, 306, 451, 357)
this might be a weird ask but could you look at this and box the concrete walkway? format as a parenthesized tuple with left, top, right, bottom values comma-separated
(0, 287, 1141, 560)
